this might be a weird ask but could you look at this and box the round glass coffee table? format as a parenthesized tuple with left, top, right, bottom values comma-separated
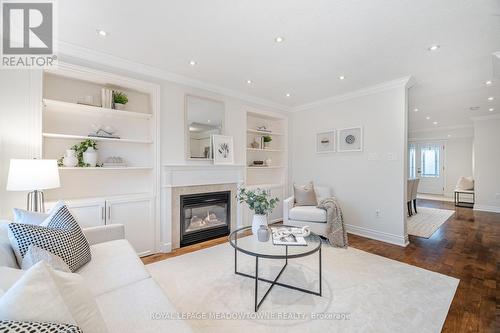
(228, 225, 322, 311)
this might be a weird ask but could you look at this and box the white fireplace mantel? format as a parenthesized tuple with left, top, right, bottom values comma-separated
(161, 164, 245, 188)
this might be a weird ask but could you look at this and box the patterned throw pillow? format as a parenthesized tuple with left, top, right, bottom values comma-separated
(0, 320, 83, 333)
(8, 206, 91, 272)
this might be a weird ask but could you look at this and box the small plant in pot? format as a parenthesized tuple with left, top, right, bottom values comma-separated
(113, 91, 128, 110)
(237, 188, 279, 235)
(71, 139, 99, 167)
(262, 135, 272, 149)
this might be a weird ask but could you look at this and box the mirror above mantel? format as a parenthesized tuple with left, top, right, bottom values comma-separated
(185, 95, 225, 160)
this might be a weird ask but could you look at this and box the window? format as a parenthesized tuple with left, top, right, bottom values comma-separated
(421, 145, 440, 177)
(408, 145, 416, 178)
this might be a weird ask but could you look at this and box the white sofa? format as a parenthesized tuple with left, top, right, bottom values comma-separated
(0, 220, 192, 333)
(283, 186, 332, 237)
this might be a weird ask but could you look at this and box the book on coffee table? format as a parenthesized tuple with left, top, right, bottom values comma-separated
(271, 227, 307, 246)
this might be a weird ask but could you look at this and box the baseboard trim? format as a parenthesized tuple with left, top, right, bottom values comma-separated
(473, 205, 500, 213)
(346, 224, 409, 247)
(159, 242, 172, 253)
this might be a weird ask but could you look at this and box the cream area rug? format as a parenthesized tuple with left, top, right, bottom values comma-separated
(147, 242, 458, 333)
(407, 207, 455, 238)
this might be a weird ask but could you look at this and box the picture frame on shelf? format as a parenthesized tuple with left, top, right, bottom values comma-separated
(212, 135, 234, 165)
(316, 130, 335, 153)
(337, 126, 363, 152)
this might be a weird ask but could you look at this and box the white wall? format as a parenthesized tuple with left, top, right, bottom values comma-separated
(290, 84, 409, 246)
(473, 116, 500, 212)
(0, 70, 42, 219)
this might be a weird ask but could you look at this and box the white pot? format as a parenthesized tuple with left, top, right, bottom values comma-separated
(114, 103, 126, 110)
(264, 142, 270, 149)
(251, 214, 268, 235)
(62, 149, 78, 167)
(83, 147, 98, 167)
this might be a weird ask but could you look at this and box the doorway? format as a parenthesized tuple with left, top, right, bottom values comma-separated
(409, 141, 445, 195)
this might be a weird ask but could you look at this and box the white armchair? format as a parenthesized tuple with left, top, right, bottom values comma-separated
(283, 186, 332, 237)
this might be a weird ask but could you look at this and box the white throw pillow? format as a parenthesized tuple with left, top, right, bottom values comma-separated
(12, 209, 49, 225)
(456, 176, 474, 190)
(0, 261, 108, 333)
(21, 245, 71, 272)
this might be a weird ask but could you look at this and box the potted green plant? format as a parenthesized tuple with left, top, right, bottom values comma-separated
(262, 135, 272, 149)
(71, 139, 98, 167)
(237, 188, 279, 235)
(113, 91, 128, 110)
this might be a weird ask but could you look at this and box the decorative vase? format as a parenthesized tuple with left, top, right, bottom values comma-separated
(264, 141, 270, 149)
(251, 214, 268, 235)
(114, 103, 125, 110)
(62, 149, 78, 167)
(83, 147, 98, 167)
(257, 225, 270, 242)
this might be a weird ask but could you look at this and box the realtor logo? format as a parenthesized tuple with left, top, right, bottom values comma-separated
(1, 0, 56, 68)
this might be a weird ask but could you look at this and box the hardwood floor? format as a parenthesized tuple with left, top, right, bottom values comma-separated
(142, 199, 499, 332)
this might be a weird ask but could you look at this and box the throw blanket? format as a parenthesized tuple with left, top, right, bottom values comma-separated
(317, 197, 348, 248)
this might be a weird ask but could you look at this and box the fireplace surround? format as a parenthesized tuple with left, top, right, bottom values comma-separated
(180, 191, 230, 247)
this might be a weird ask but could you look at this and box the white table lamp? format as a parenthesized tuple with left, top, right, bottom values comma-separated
(6, 159, 60, 212)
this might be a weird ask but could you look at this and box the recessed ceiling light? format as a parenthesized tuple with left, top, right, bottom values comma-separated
(488, 97, 494, 101)
(426, 116, 431, 120)
(246, 80, 252, 84)
(96, 29, 107, 37)
(189, 60, 197, 66)
(338, 75, 345, 80)
(433, 121, 438, 125)
(447, 134, 452, 138)
(285, 93, 291, 97)
(413, 108, 419, 112)
(470, 106, 480, 111)
(489, 108, 495, 112)
(485, 80, 493, 85)
(207, 119, 211, 123)
(275, 36, 285, 43)
(427, 44, 440, 51)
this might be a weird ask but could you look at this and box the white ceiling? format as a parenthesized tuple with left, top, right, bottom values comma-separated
(57, 0, 500, 131)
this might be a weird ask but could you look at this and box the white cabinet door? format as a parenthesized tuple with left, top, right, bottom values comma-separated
(106, 197, 155, 256)
(66, 202, 105, 228)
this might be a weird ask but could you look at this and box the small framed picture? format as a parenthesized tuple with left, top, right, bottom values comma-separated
(316, 130, 336, 153)
(212, 135, 234, 164)
(338, 127, 363, 152)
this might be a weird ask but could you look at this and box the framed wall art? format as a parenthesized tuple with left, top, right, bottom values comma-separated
(337, 126, 363, 152)
(316, 130, 336, 153)
(212, 135, 234, 164)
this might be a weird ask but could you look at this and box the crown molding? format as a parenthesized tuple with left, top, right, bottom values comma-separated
(57, 40, 291, 112)
(471, 114, 500, 121)
(409, 124, 473, 134)
(291, 76, 413, 112)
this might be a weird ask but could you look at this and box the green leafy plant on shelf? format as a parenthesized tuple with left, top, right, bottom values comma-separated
(71, 139, 98, 167)
(237, 188, 279, 215)
(113, 91, 128, 105)
(262, 135, 272, 143)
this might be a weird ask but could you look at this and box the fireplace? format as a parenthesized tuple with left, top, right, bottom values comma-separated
(180, 191, 231, 247)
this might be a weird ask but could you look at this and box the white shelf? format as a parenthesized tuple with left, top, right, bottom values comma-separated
(246, 129, 284, 136)
(247, 166, 284, 169)
(59, 167, 152, 171)
(43, 133, 153, 144)
(43, 99, 152, 119)
(246, 148, 284, 152)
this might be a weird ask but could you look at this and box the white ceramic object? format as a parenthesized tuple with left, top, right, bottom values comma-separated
(83, 147, 98, 167)
(114, 103, 125, 110)
(265, 158, 272, 166)
(251, 214, 268, 235)
(62, 150, 78, 167)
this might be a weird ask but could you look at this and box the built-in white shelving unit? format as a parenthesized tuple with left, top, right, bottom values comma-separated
(41, 63, 160, 256)
(245, 110, 288, 224)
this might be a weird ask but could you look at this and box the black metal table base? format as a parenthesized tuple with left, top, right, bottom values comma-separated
(234, 246, 322, 312)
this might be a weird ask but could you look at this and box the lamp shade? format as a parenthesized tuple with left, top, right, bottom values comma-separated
(6, 159, 60, 191)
